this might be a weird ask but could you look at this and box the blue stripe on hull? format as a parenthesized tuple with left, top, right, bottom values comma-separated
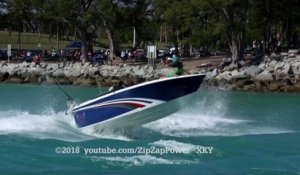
(74, 107, 132, 127)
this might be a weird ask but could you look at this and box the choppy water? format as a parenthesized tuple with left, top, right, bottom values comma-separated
(0, 84, 299, 175)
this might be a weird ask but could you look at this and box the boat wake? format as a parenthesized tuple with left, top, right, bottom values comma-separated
(144, 92, 295, 137)
(87, 154, 196, 168)
(0, 110, 93, 142)
(86, 139, 203, 168)
(0, 90, 294, 142)
(144, 112, 293, 137)
(0, 109, 136, 142)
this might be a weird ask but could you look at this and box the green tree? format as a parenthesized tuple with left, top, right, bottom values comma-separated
(248, 0, 300, 50)
(196, 0, 249, 68)
(152, 0, 193, 55)
(93, 0, 151, 60)
(73, 0, 95, 60)
(6, 0, 34, 50)
(39, 0, 73, 50)
(121, 0, 154, 49)
(93, 0, 120, 60)
(0, 0, 8, 30)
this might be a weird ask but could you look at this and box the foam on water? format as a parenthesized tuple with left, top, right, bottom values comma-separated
(144, 94, 294, 137)
(88, 155, 197, 167)
(80, 126, 133, 141)
(0, 109, 95, 142)
(145, 111, 294, 137)
(149, 139, 200, 153)
(0, 108, 134, 141)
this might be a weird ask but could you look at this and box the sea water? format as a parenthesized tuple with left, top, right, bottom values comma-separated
(0, 84, 299, 175)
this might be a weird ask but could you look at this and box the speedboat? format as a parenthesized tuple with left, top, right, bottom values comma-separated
(72, 74, 205, 131)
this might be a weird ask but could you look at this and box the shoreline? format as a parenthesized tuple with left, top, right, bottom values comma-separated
(0, 61, 172, 87)
(1, 50, 300, 92)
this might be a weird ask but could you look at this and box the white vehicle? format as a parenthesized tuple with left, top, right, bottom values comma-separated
(169, 47, 180, 54)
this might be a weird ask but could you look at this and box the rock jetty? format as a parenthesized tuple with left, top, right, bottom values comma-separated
(204, 50, 300, 92)
(0, 62, 171, 86)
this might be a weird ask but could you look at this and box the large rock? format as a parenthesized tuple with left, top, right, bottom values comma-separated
(280, 52, 289, 57)
(243, 84, 256, 91)
(216, 71, 232, 81)
(40, 63, 48, 68)
(231, 70, 246, 79)
(270, 53, 281, 61)
(53, 69, 64, 77)
(255, 68, 274, 81)
(274, 61, 285, 71)
(288, 49, 299, 54)
(289, 53, 296, 58)
(58, 62, 65, 68)
(0, 72, 9, 82)
(71, 67, 82, 77)
(73, 77, 95, 86)
(24, 73, 39, 84)
(72, 62, 82, 69)
(258, 63, 266, 70)
(82, 62, 91, 68)
(28, 66, 40, 74)
(291, 62, 300, 75)
(63, 67, 72, 77)
(21, 70, 30, 79)
(282, 63, 292, 75)
(30, 62, 36, 67)
(245, 66, 262, 76)
(269, 60, 277, 68)
(87, 67, 99, 77)
(20, 62, 30, 68)
(268, 81, 288, 91)
(47, 63, 59, 71)
(135, 68, 146, 76)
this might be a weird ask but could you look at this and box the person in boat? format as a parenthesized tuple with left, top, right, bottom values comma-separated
(167, 62, 189, 77)
(108, 80, 126, 92)
(167, 53, 180, 67)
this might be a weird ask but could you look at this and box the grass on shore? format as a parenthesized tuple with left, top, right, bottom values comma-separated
(0, 30, 171, 51)
(0, 30, 74, 50)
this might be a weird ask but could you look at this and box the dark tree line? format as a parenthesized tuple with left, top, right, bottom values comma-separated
(0, 0, 299, 65)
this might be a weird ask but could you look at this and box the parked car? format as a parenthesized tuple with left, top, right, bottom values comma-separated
(44, 51, 61, 61)
(0, 49, 7, 60)
(194, 50, 211, 58)
(91, 51, 107, 64)
(134, 49, 147, 62)
(23, 50, 41, 62)
(157, 49, 169, 59)
(169, 47, 180, 55)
